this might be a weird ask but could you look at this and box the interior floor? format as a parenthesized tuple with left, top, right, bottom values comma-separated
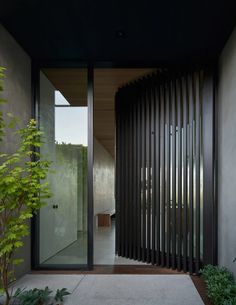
(44, 219, 146, 265)
(44, 232, 87, 265)
(94, 219, 146, 265)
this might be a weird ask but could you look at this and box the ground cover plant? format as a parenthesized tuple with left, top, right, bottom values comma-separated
(10, 287, 70, 305)
(201, 265, 236, 305)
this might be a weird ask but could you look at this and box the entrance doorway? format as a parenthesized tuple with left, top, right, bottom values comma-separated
(33, 65, 216, 272)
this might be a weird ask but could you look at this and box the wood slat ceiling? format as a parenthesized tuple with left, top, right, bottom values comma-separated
(43, 68, 155, 157)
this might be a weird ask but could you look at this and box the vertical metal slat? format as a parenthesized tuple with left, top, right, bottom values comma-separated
(155, 84, 161, 265)
(133, 85, 138, 260)
(188, 74, 194, 274)
(151, 84, 156, 265)
(160, 84, 166, 266)
(115, 92, 121, 255)
(141, 85, 147, 262)
(171, 79, 177, 269)
(137, 88, 142, 261)
(177, 78, 183, 271)
(182, 75, 188, 272)
(166, 81, 171, 268)
(128, 87, 133, 259)
(195, 72, 201, 273)
(146, 85, 151, 263)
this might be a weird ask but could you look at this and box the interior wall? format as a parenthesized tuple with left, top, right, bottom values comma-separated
(0, 24, 31, 278)
(218, 25, 236, 276)
(94, 137, 115, 223)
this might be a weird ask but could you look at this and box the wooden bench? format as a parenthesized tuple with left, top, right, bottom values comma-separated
(97, 209, 115, 227)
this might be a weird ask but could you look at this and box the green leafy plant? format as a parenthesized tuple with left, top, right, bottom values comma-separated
(11, 287, 70, 305)
(200, 265, 236, 305)
(13, 287, 52, 305)
(223, 297, 236, 305)
(54, 288, 71, 304)
(0, 67, 51, 305)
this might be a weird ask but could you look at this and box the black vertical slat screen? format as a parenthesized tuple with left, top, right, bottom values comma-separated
(115, 68, 215, 274)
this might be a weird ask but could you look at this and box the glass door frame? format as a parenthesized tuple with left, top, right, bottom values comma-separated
(31, 62, 94, 270)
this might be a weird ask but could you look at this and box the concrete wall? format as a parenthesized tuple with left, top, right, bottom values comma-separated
(0, 24, 31, 277)
(218, 26, 236, 276)
(93, 138, 115, 223)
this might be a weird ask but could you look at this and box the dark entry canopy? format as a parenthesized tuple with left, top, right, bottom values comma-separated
(1, 0, 236, 63)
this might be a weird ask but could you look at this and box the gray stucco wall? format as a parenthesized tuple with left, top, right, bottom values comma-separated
(218, 26, 236, 276)
(94, 138, 115, 224)
(0, 24, 31, 277)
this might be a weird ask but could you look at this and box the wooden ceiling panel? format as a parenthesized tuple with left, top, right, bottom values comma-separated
(43, 68, 87, 106)
(94, 100, 114, 111)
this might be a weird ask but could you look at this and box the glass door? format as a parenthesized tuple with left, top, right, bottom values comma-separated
(36, 68, 92, 268)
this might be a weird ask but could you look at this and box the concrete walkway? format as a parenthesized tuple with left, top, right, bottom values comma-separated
(13, 274, 204, 305)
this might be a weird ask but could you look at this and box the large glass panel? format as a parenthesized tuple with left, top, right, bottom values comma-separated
(39, 69, 88, 265)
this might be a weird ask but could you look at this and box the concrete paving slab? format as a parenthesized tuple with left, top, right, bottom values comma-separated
(66, 275, 204, 305)
(9, 274, 204, 305)
(12, 274, 84, 294)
